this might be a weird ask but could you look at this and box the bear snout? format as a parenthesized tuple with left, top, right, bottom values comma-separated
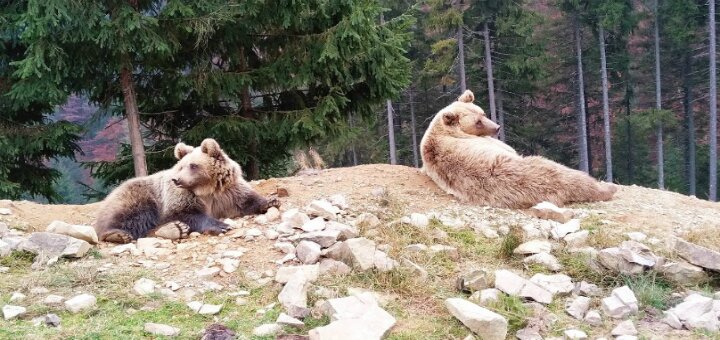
(171, 178, 184, 187)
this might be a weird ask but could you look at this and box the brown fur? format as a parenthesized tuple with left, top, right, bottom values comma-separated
(94, 139, 278, 243)
(420, 90, 617, 209)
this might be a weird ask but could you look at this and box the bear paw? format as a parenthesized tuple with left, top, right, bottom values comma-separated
(198, 221, 230, 236)
(102, 229, 134, 244)
(151, 221, 191, 240)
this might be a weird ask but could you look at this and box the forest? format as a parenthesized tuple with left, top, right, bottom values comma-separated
(0, 0, 718, 203)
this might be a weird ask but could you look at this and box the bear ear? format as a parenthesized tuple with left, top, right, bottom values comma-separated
(174, 143, 194, 160)
(200, 138, 224, 159)
(442, 111, 460, 126)
(458, 90, 475, 103)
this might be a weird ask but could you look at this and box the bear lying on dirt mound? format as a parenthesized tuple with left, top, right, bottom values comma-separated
(420, 90, 617, 209)
(94, 138, 279, 243)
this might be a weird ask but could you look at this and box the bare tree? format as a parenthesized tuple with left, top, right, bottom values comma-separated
(348, 112, 357, 166)
(574, 14, 589, 173)
(458, 24, 467, 92)
(387, 100, 397, 165)
(653, 0, 665, 189)
(683, 52, 696, 195)
(710, 0, 718, 201)
(483, 21, 497, 123)
(598, 24, 613, 181)
(119, 65, 147, 177)
(409, 86, 420, 168)
(497, 81, 506, 141)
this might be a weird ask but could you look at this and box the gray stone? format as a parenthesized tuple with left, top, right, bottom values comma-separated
(373, 250, 398, 272)
(445, 298, 508, 340)
(46, 221, 99, 244)
(133, 278, 156, 295)
(563, 230, 589, 249)
(275, 264, 319, 283)
(187, 301, 222, 315)
(565, 296, 591, 320)
(325, 221, 358, 241)
(529, 273, 574, 295)
(658, 261, 709, 286)
(429, 244, 459, 259)
(401, 213, 429, 228)
(583, 310, 602, 326)
(279, 276, 310, 318)
(325, 238, 376, 270)
(64, 294, 96, 313)
(2, 305, 26, 320)
(668, 293, 713, 322)
(618, 241, 657, 267)
(144, 323, 180, 336)
(18, 232, 91, 267)
(516, 328, 543, 340)
(611, 320, 637, 336)
(292, 230, 341, 248)
(401, 258, 428, 280)
(44, 313, 60, 327)
(528, 202, 573, 223)
(277, 312, 305, 327)
(282, 208, 311, 228)
(459, 269, 492, 292)
(685, 311, 719, 332)
(563, 329, 587, 339)
(601, 286, 638, 319)
(662, 311, 683, 329)
(43, 295, 64, 305)
(598, 248, 645, 275)
(309, 303, 396, 339)
(265, 207, 281, 222)
(0, 239, 11, 257)
(355, 213, 381, 228)
(319, 258, 352, 275)
(9, 292, 25, 303)
(196, 267, 220, 278)
(521, 224, 544, 240)
(218, 258, 240, 273)
(253, 323, 283, 337)
(494, 270, 553, 304)
(523, 252, 562, 271)
(307, 200, 341, 220)
(302, 217, 327, 232)
(296, 240, 322, 264)
(551, 219, 580, 240)
(575, 281, 601, 297)
(513, 240, 552, 255)
(673, 237, 720, 271)
(626, 232, 647, 242)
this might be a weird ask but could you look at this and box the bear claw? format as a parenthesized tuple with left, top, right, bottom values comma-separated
(102, 230, 134, 244)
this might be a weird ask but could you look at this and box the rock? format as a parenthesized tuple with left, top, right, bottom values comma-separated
(601, 286, 638, 319)
(458, 269, 492, 293)
(275, 265, 319, 283)
(405, 244, 428, 252)
(469, 288, 500, 306)
(494, 270, 553, 304)
(328, 194, 349, 209)
(0, 239, 11, 257)
(201, 323, 236, 340)
(244, 228, 263, 239)
(187, 301, 222, 315)
(584, 310, 602, 326)
(253, 323, 283, 337)
(311, 294, 396, 339)
(673, 237, 720, 271)
(668, 293, 713, 322)
(43, 295, 64, 305)
(529, 273, 574, 295)
(516, 328, 543, 340)
(3, 305, 26, 320)
(9, 292, 25, 303)
(563, 230, 589, 249)
(0, 222, 8, 237)
(551, 219, 580, 239)
(292, 230, 341, 248)
(598, 248, 645, 275)
(658, 261, 708, 286)
(626, 232, 647, 242)
(618, 241, 657, 267)
(265, 207, 281, 222)
(445, 298, 508, 340)
(196, 267, 221, 278)
(110, 243, 140, 256)
(319, 258, 352, 275)
(297, 241, 322, 264)
(0, 208, 11, 215)
(513, 240, 552, 255)
(373, 251, 398, 272)
(302, 217, 327, 232)
(662, 311, 683, 329)
(479, 227, 499, 239)
(144, 323, 181, 336)
(528, 202, 573, 223)
(521, 224, 544, 240)
(686, 310, 719, 332)
(325, 221, 358, 241)
(275, 242, 296, 254)
(611, 320, 637, 336)
(277, 312, 305, 327)
(279, 276, 310, 318)
(307, 200, 341, 220)
(133, 278, 156, 295)
(523, 252, 562, 271)
(283, 209, 311, 228)
(402, 213, 429, 228)
(46, 221, 99, 244)
(265, 229, 280, 240)
(355, 213, 381, 228)
(563, 329, 587, 339)
(429, 244, 459, 259)
(44, 313, 61, 327)
(18, 232, 91, 266)
(575, 281, 601, 297)
(401, 258, 428, 280)
(565, 296, 591, 320)
(218, 258, 240, 273)
(64, 294, 96, 313)
(325, 238, 376, 270)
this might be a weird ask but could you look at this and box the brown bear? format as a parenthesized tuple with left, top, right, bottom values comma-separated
(420, 90, 617, 209)
(94, 138, 279, 243)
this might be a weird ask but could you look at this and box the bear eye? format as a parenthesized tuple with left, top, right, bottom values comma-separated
(189, 163, 199, 170)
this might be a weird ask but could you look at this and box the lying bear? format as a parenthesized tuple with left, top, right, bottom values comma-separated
(94, 138, 279, 243)
(420, 90, 617, 209)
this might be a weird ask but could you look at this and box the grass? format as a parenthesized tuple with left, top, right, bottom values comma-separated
(0, 250, 36, 269)
(486, 294, 530, 334)
(556, 251, 620, 287)
(684, 226, 720, 251)
(623, 272, 675, 310)
(497, 226, 522, 260)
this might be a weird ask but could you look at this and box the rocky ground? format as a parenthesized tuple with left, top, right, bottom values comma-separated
(1, 164, 719, 340)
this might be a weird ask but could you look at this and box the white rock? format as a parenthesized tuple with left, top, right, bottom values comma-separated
(530, 273, 574, 295)
(274, 242, 296, 254)
(459, 269, 493, 292)
(445, 298, 508, 340)
(514, 240, 552, 255)
(302, 217, 327, 232)
(565, 296, 591, 320)
(311, 294, 396, 339)
(277, 312, 305, 327)
(686, 310, 719, 332)
(18, 232, 91, 265)
(673, 237, 720, 271)
(325, 221, 358, 240)
(618, 241, 656, 267)
(494, 270, 553, 304)
(0, 239, 11, 257)
(110, 243, 139, 256)
(402, 213, 429, 228)
(602, 286, 638, 319)
(144, 323, 180, 336)
(669, 293, 713, 322)
(9, 292, 25, 303)
(528, 202, 573, 223)
(469, 288, 501, 306)
(429, 244, 459, 259)
(328, 194, 349, 209)
(46, 221, 98, 244)
(244, 228, 262, 238)
(563, 329, 587, 339)
(187, 301, 222, 315)
(325, 238, 376, 270)
(584, 310, 602, 326)
(196, 267, 220, 278)
(282, 208, 311, 228)
(133, 278, 156, 295)
(275, 264, 319, 283)
(626, 232, 647, 242)
(218, 258, 240, 273)
(611, 320, 637, 336)
(658, 261, 708, 286)
(516, 328, 543, 340)
(307, 200, 340, 220)
(563, 230, 589, 248)
(662, 311, 683, 329)
(551, 219, 580, 239)
(521, 224, 543, 240)
(523, 252, 562, 271)
(319, 258, 352, 275)
(405, 244, 428, 252)
(265, 207, 281, 222)
(296, 240, 322, 264)
(2, 305, 26, 320)
(372, 251, 398, 272)
(576, 281, 601, 297)
(355, 213, 381, 228)
(264, 229, 280, 240)
(64, 294, 96, 313)
(480, 227, 499, 239)
(598, 248, 645, 275)
(0, 208, 11, 215)
(43, 295, 64, 305)
(278, 276, 310, 318)
(253, 323, 282, 336)
(401, 258, 428, 280)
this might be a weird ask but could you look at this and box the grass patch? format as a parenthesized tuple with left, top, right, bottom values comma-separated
(487, 294, 531, 334)
(685, 227, 720, 251)
(556, 252, 619, 287)
(497, 226, 522, 260)
(623, 272, 675, 310)
(0, 250, 36, 268)
(328, 268, 430, 297)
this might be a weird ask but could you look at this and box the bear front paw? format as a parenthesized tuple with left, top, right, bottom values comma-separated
(265, 197, 281, 210)
(101, 230, 134, 244)
(199, 221, 230, 236)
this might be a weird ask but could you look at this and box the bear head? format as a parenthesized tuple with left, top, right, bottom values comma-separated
(171, 138, 238, 196)
(438, 90, 500, 137)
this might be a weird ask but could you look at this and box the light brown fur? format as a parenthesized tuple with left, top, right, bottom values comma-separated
(420, 90, 617, 209)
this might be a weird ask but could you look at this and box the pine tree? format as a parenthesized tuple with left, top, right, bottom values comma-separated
(709, 0, 718, 201)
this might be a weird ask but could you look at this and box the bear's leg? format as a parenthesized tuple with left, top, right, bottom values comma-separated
(100, 229, 134, 244)
(148, 221, 191, 240)
(98, 205, 161, 243)
(239, 192, 281, 215)
(173, 212, 230, 236)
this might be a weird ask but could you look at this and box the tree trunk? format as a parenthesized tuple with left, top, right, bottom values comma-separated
(599, 25, 613, 182)
(709, 0, 718, 201)
(387, 100, 397, 165)
(574, 14, 589, 173)
(458, 24, 467, 92)
(119, 64, 147, 177)
(240, 86, 259, 180)
(653, 0, 665, 190)
(409, 86, 419, 168)
(348, 112, 358, 166)
(497, 80, 506, 141)
(626, 84, 634, 182)
(683, 52, 696, 195)
(483, 21, 497, 123)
